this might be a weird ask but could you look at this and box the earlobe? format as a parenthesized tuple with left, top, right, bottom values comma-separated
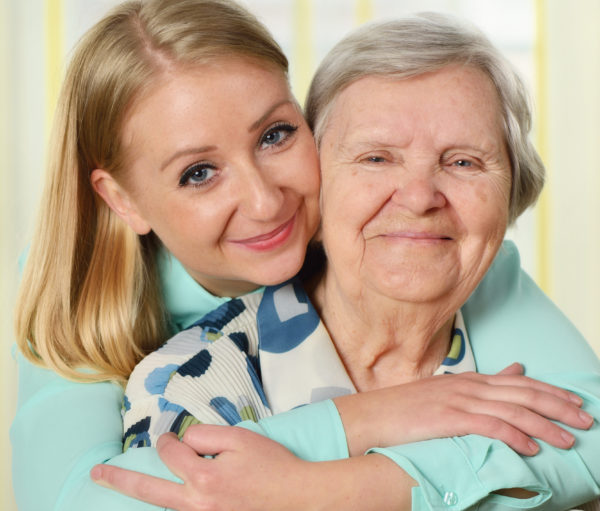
(90, 169, 152, 235)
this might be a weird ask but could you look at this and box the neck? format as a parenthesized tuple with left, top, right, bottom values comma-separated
(311, 269, 456, 391)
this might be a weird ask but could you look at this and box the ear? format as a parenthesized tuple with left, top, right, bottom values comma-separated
(90, 169, 152, 235)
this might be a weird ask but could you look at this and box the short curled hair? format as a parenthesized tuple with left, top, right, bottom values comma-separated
(305, 12, 544, 223)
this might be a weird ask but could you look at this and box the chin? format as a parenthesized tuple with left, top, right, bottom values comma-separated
(371, 270, 457, 303)
(259, 263, 303, 286)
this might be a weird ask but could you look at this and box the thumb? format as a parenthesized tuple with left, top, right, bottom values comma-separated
(181, 423, 246, 455)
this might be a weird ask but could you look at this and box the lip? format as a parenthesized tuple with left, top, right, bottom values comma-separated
(230, 213, 297, 252)
(381, 231, 453, 242)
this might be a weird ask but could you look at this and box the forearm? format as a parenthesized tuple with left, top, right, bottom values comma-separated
(301, 454, 416, 511)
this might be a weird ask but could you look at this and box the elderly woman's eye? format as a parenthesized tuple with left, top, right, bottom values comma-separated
(363, 155, 387, 163)
(178, 163, 218, 187)
(454, 159, 472, 167)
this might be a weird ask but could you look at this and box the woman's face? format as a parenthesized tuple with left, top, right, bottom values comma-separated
(116, 59, 320, 296)
(318, 64, 512, 306)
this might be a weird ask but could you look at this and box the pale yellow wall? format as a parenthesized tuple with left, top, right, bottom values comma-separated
(1, 1, 18, 509)
(543, 0, 600, 354)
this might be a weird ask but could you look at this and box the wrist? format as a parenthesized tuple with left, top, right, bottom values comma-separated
(302, 454, 415, 511)
(334, 391, 387, 457)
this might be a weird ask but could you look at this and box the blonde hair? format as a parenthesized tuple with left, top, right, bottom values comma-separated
(15, 0, 288, 385)
(306, 13, 544, 223)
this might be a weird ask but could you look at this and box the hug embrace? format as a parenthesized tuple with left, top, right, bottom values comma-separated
(12, 1, 600, 510)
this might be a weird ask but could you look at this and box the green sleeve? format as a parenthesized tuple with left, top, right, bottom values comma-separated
(10, 352, 176, 511)
(239, 399, 349, 462)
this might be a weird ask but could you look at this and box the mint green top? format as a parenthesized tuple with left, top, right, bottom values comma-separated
(11, 241, 600, 510)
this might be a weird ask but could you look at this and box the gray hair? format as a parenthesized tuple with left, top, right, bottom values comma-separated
(305, 12, 544, 223)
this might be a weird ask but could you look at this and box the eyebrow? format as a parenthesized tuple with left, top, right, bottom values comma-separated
(160, 145, 218, 171)
(160, 99, 293, 171)
(248, 99, 294, 132)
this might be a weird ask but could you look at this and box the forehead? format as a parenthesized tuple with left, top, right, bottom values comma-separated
(119, 58, 292, 160)
(324, 64, 504, 150)
(127, 57, 289, 124)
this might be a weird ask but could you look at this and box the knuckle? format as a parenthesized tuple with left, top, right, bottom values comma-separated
(158, 440, 178, 459)
(135, 477, 157, 500)
(503, 403, 526, 422)
(189, 468, 217, 490)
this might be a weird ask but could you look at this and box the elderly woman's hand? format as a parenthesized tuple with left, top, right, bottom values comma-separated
(335, 363, 593, 457)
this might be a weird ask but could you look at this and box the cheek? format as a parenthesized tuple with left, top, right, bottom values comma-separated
(452, 177, 510, 241)
(151, 195, 232, 250)
(321, 171, 387, 237)
(295, 145, 321, 196)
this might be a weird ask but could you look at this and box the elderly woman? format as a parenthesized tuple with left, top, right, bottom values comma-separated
(96, 13, 600, 511)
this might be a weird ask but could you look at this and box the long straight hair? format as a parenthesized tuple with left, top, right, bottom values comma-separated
(14, 0, 288, 384)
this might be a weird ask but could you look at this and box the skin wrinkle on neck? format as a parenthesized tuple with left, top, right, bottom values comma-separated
(311, 266, 456, 392)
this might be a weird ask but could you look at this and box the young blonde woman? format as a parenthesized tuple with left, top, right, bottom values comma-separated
(11, 1, 596, 510)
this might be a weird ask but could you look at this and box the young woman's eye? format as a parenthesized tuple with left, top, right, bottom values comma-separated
(178, 163, 218, 187)
(259, 123, 298, 149)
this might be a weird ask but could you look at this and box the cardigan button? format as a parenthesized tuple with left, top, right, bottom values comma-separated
(443, 491, 458, 506)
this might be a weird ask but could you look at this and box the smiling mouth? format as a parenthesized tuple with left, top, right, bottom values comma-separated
(230, 213, 297, 251)
(383, 232, 453, 242)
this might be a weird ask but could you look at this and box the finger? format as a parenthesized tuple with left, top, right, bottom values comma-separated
(182, 423, 250, 454)
(448, 412, 540, 456)
(496, 362, 524, 376)
(470, 384, 592, 430)
(90, 464, 186, 509)
(480, 373, 583, 406)
(157, 431, 212, 482)
(467, 398, 578, 450)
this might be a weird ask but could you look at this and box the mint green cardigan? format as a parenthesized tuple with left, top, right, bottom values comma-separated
(11, 241, 600, 510)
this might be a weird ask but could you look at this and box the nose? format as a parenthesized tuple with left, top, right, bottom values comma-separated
(237, 161, 285, 221)
(390, 165, 447, 215)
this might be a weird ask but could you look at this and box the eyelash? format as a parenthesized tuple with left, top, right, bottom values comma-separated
(259, 122, 298, 149)
(365, 155, 387, 163)
(178, 162, 218, 188)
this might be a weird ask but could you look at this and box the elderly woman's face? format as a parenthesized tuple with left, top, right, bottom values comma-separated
(319, 64, 511, 305)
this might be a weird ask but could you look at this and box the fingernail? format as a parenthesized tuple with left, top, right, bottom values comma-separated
(90, 465, 103, 481)
(569, 394, 583, 406)
(579, 410, 594, 426)
(528, 440, 539, 454)
(561, 431, 575, 447)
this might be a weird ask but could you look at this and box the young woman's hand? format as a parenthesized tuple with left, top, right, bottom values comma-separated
(91, 426, 306, 510)
(91, 425, 414, 511)
(335, 363, 594, 457)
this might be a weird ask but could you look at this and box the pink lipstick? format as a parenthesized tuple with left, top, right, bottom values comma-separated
(230, 214, 296, 251)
